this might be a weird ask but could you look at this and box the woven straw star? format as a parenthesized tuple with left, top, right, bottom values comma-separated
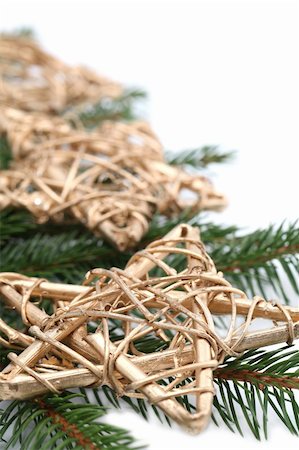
(0, 225, 297, 433)
(0, 108, 226, 249)
(0, 35, 122, 113)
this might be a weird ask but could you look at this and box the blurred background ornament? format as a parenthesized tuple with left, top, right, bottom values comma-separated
(0, 35, 122, 113)
(0, 108, 226, 249)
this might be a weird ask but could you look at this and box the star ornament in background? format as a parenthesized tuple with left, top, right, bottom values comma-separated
(0, 108, 226, 250)
(0, 34, 227, 251)
(0, 224, 298, 433)
(0, 35, 122, 113)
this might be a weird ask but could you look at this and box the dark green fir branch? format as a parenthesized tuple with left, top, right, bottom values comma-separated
(0, 229, 129, 283)
(77, 89, 146, 129)
(0, 136, 12, 170)
(1, 210, 298, 304)
(0, 28, 35, 39)
(208, 221, 299, 304)
(0, 393, 142, 450)
(166, 146, 235, 169)
(213, 346, 299, 439)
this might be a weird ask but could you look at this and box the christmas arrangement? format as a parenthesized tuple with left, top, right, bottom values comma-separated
(0, 32, 298, 449)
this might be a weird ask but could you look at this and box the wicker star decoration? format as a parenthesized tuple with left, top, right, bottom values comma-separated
(0, 108, 226, 250)
(0, 224, 298, 434)
(0, 35, 122, 113)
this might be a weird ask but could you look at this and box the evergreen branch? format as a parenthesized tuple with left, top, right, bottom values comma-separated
(0, 208, 95, 243)
(78, 89, 146, 128)
(0, 347, 11, 371)
(212, 347, 299, 438)
(0, 230, 129, 283)
(216, 370, 299, 390)
(0, 136, 12, 170)
(215, 347, 299, 389)
(166, 146, 235, 168)
(86, 386, 171, 427)
(1, 211, 298, 305)
(214, 223, 299, 272)
(208, 222, 299, 304)
(143, 214, 238, 246)
(0, 393, 141, 449)
(0, 28, 35, 39)
(0, 209, 38, 242)
(0, 211, 237, 283)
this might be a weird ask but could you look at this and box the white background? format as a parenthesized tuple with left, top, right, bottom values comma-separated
(1, 1, 298, 449)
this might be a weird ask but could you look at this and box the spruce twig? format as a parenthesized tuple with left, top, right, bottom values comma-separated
(213, 347, 299, 438)
(166, 146, 235, 168)
(78, 89, 146, 128)
(0, 393, 142, 450)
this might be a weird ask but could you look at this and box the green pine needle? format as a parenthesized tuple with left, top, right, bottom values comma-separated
(0, 137, 12, 170)
(208, 221, 299, 304)
(1, 211, 298, 302)
(78, 89, 146, 129)
(0, 393, 143, 450)
(166, 146, 235, 168)
(213, 346, 299, 438)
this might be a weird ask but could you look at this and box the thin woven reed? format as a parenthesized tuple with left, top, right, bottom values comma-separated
(0, 225, 297, 434)
(0, 107, 226, 249)
(0, 35, 122, 112)
(0, 36, 227, 248)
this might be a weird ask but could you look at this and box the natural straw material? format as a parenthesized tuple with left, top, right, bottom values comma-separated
(0, 35, 122, 113)
(0, 35, 226, 249)
(0, 225, 297, 434)
(0, 107, 226, 249)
